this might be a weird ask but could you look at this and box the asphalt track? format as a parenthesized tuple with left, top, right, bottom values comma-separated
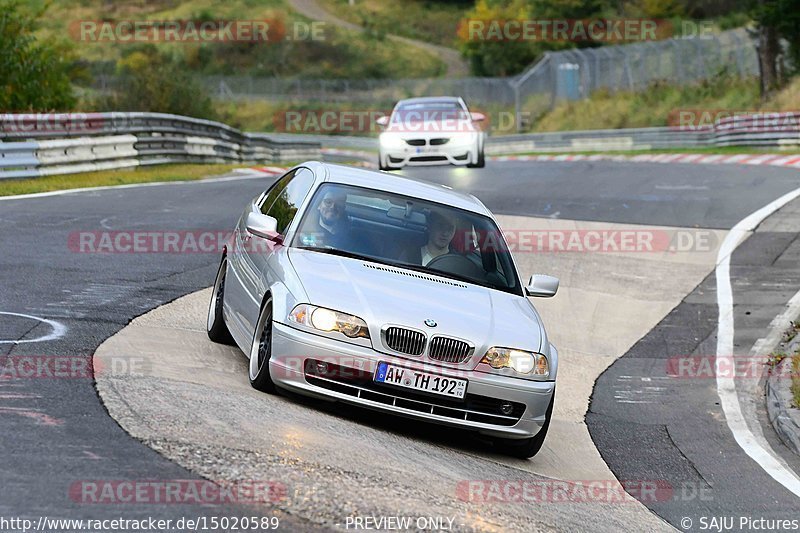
(1, 159, 799, 531)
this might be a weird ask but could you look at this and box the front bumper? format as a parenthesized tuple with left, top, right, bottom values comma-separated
(379, 139, 479, 167)
(269, 322, 554, 439)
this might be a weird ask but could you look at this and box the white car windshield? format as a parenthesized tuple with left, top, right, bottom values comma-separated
(292, 183, 522, 295)
(392, 102, 470, 123)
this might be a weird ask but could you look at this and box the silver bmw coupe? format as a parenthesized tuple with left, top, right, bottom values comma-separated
(207, 162, 559, 458)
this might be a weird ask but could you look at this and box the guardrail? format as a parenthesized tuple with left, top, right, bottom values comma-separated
(268, 112, 799, 156)
(485, 127, 714, 154)
(714, 112, 800, 148)
(2, 111, 797, 179)
(0, 112, 321, 180)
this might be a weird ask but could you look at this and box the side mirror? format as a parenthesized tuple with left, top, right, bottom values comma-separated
(525, 274, 559, 298)
(470, 112, 486, 123)
(375, 115, 389, 127)
(246, 211, 282, 242)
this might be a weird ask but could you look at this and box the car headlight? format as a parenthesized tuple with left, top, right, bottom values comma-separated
(451, 131, 477, 144)
(480, 347, 548, 377)
(288, 304, 370, 339)
(379, 133, 405, 149)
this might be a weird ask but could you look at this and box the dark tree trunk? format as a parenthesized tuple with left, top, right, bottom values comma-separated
(757, 24, 780, 100)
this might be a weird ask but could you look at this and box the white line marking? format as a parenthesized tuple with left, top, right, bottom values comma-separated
(716, 186, 800, 497)
(0, 311, 67, 344)
(0, 171, 276, 202)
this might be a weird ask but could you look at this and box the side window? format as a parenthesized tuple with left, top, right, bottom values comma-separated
(259, 169, 297, 215)
(263, 168, 315, 234)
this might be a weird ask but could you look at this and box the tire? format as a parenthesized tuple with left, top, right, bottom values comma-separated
(379, 151, 399, 171)
(468, 147, 485, 168)
(248, 297, 278, 393)
(494, 391, 554, 459)
(207, 256, 234, 344)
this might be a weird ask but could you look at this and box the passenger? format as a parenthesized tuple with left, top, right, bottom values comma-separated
(401, 209, 457, 265)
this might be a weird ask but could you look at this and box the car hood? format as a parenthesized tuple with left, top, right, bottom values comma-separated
(287, 249, 543, 362)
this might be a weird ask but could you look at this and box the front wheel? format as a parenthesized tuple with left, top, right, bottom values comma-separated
(378, 152, 399, 171)
(207, 256, 234, 344)
(249, 298, 278, 393)
(468, 148, 485, 168)
(494, 392, 554, 459)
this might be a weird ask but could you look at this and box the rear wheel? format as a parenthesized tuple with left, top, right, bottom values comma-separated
(249, 297, 278, 393)
(207, 256, 234, 344)
(494, 392, 554, 459)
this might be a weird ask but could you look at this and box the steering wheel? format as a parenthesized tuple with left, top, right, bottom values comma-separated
(425, 253, 485, 280)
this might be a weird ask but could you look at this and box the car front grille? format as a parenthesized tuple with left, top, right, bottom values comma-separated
(429, 138, 450, 145)
(409, 156, 448, 162)
(303, 360, 525, 426)
(428, 336, 472, 363)
(384, 327, 426, 356)
(405, 139, 426, 146)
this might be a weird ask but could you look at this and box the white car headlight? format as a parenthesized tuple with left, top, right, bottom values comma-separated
(450, 131, 477, 144)
(481, 347, 548, 377)
(379, 133, 406, 149)
(288, 304, 370, 339)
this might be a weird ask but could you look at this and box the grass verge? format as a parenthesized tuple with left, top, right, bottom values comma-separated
(529, 75, 800, 133)
(0, 164, 245, 197)
(317, 0, 465, 47)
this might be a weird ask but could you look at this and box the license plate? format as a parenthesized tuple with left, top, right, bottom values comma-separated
(374, 362, 467, 399)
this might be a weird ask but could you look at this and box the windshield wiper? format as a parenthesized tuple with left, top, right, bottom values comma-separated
(294, 246, 379, 263)
(384, 259, 483, 287)
(296, 246, 500, 291)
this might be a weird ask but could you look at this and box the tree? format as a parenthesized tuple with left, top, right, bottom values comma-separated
(749, 0, 800, 98)
(96, 47, 217, 120)
(0, 0, 75, 111)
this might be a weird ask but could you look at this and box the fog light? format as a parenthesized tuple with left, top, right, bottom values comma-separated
(499, 402, 514, 416)
(316, 361, 329, 375)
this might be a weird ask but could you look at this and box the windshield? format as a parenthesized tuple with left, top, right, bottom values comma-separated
(392, 102, 469, 123)
(291, 183, 522, 295)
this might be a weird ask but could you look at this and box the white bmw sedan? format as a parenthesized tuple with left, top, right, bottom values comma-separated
(377, 96, 486, 170)
(207, 162, 558, 458)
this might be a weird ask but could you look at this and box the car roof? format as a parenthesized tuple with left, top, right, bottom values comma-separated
(302, 162, 492, 217)
(395, 96, 464, 106)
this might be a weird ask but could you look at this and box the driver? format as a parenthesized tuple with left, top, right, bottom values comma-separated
(420, 209, 457, 265)
(317, 188, 349, 240)
(298, 188, 351, 248)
